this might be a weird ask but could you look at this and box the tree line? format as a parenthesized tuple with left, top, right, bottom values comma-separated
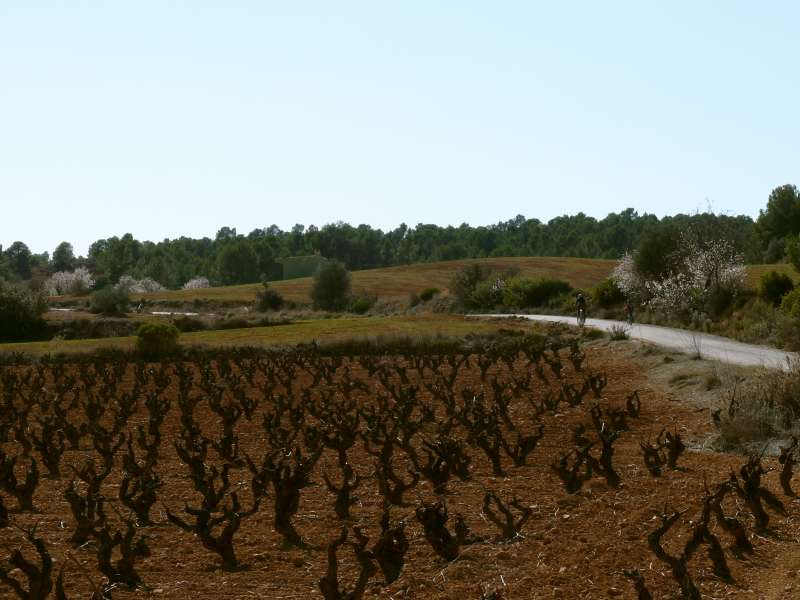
(1, 184, 798, 289)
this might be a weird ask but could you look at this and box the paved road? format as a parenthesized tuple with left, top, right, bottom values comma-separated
(479, 314, 798, 371)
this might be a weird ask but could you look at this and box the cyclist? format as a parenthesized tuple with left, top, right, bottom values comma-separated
(575, 293, 587, 326)
(624, 298, 634, 324)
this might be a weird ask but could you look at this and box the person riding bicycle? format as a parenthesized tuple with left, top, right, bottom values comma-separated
(624, 298, 634, 324)
(575, 293, 587, 324)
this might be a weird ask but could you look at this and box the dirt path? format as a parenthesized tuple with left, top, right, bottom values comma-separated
(480, 314, 798, 371)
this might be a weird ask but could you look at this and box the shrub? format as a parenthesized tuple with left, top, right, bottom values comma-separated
(349, 292, 377, 314)
(0, 282, 47, 342)
(759, 270, 794, 307)
(706, 285, 736, 317)
(135, 322, 180, 358)
(419, 287, 441, 302)
(450, 264, 492, 307)
(44, 267, 95, 296)
(255, 282, 284, 311)
(593, 278, 624, 309)
(712, 365, 800, 451)
(216, 317, 250, 330)
(410, 287, 442, 308)
(311, 260, 351, 310)
(787, 235, 800, 272)
(781, 287, 800, 318)
(469, 281, 501, 310)
(183, 277, 211, 290)
(172, 316, 207, 333)
(116, 275, 165, 293)
(54, 318, 138, 340)
(608, 324, 629, 341)
(502, 277, 572, 308)
(90, 287, 130, 316)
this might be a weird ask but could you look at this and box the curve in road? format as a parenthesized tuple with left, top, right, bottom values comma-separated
(478, 314, 798, 371)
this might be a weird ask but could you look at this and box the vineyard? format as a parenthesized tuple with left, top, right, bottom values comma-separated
(0, 334, 798, 599)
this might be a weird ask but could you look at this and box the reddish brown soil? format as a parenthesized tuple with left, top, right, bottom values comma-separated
(1, 343, 799, 600)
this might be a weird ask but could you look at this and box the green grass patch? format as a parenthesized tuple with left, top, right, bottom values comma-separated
(0, 314, 539, 356)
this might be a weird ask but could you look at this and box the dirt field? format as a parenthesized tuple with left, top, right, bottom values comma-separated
(1, 335, 799, 599)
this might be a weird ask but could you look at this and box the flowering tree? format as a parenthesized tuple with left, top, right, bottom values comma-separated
(182, 277, 211, 290)
(116, 275, 165, 293)
(613, 232, 745, 315)
(44, 267, 95, 296)
(610, 252, 643, 299)
(681, 235, 745, 293)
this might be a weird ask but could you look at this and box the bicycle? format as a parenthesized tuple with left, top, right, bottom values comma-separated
(577, 307, 586, 328)
(624, 304, 634, 325)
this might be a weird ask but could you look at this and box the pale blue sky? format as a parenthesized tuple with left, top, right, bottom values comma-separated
(2, 2, 798, 255)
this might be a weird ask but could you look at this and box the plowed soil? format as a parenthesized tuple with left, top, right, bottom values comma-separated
(1, 340, 799, 600)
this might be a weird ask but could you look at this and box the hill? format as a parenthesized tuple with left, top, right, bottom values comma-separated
(135, 257, 618, 305)
(131, 257, 799, 306)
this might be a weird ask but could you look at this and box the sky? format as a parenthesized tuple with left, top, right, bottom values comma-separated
(2, 2, 799, 256)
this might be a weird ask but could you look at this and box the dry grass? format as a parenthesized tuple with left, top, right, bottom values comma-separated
(133, 257, 619, 304)
(135, 259, 796, 305)
(0, 314, 540, 356)
(51, 258, 796, 308)
(746, 262, 800, 286)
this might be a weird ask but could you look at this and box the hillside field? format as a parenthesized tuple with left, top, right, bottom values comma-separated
(132, 257, 617, 304)
(129, 257, 798, 306)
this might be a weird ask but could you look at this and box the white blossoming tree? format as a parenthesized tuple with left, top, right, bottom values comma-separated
(44, 267, 95, 296)
(182, 277, 211, 290)
(116, 276, 165, 294)
(610, 252, 643, 299)
(613, 231, 745, 315)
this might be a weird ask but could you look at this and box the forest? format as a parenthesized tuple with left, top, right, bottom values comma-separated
(2, 184, 798, 290)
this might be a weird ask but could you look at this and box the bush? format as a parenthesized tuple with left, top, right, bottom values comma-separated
(786, 235, 800, 272)
(0, 282, 47, 342)
(90, 287, 130, 316)
(255, 282, 284, 311)
(706, 285, 736, 317)
(502, 277, 572, 308)
(419, 287, 441, 302)
(781, 287, 800, 318)
(172, 316, 208, 333)
(712, 365, 800, 451)
(410, 287, 442, 308)
(136, 322, 180, 358)
(607, 324, 629, 341)
(349, 292, 377, 314)
(593, 278, 625, 308)
(470, 281, 501, 310)
(54, 318, 138, 340)
(450, 264, 492, 307)
(311, 260, 351, 310)
(759, 270, 794, 307)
